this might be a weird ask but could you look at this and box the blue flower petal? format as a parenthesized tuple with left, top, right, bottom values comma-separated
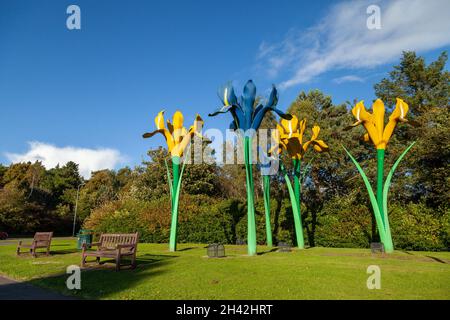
(252, 104, 263, 118)
(242, 80, 256, 128)
(265, 85, 279, 109)
(218, 82, 238, 106)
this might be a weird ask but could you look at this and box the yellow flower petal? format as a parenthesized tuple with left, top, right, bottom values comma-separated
(314, 139, 328, 150)
(274, 124, 285, 142)
(363, 120, 381, 148)
(311, 125, 320, 140)
(299, 119, 306, 144)
(382, 98, 409, 147)
(302, 140, 312, 154)
(172, 111, 184, 144)
(352, 101, 370, 122)
(352, 101, 381, 148)
(154, 110, 165, 130)
(173, 111, 184, 130)
(363, 133, 370, 142)
(372, 99, 385, 144)
(313, 144, 323, 152)
(171, 133, 191, 157)
(281, 115, 298, 137)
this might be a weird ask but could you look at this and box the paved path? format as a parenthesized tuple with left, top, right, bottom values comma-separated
(0, 275, 75, 300)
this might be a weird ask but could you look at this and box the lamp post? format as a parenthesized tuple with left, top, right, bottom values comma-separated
(72, 182, 85, 237)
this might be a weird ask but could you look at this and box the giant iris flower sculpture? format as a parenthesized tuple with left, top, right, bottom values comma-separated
(343, 98, 415, 253)
(143, 110, 205, 252)
(270, 115, 328, 248)
(209, 80, 292, 256)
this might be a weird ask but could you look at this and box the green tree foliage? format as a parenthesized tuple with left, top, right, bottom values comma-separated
(375, 51, 449, 115)
(0, 162, 72, 233)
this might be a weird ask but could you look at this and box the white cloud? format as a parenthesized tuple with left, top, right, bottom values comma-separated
(333, 75, 365, 84)
(5, 142, 126, 179)
(257, 0, 450, 89)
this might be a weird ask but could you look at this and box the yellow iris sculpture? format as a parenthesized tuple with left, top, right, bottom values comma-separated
(343, 98, 415, 253)
(143, 110, 205, 252)
(270, 115, 328, 248)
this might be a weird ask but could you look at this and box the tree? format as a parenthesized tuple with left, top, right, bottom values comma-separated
(374, 51, 450, 209)
(375, 51, 449, 116)
(0, 164, 7, 188)
(77, 169, 120, 221)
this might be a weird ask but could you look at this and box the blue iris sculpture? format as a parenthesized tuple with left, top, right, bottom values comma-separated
(209, 80, 291, 255)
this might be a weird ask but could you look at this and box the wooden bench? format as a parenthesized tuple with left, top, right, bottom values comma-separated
(16, 232, 53, 258)
(81, 233, 139, 271)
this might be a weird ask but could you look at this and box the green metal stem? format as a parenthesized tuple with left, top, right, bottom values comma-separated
(169, 156, 181, 252)
(244, 136, 257, 256)
(376, 149, 385, 226)
(262, 175, 273, 247)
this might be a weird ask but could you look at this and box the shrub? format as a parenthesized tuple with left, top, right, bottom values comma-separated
(314, 195, 372, 248)
(85, 194, 222, 243)
(84, 192, 449, 251)
(389, 203, 448, 251)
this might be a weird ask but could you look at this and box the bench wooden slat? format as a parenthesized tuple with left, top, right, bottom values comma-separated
(81, 232, 139, 271)
(17, 232, 53, 258)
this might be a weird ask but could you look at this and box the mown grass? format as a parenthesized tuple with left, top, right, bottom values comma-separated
(0, 239, 449, 300)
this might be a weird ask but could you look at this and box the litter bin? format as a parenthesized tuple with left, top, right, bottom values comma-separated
(76, 229, 93, 250)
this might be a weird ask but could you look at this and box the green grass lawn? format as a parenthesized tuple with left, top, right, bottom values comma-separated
(0, 238, 449, 300)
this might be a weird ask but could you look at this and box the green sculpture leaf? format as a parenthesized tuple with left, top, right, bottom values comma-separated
(280, 162, 304, 248)
(342, 145, 387, 243)
(382, 141, 416, 238)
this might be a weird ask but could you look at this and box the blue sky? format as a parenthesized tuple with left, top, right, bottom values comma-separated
(1, 0, 449, 177)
